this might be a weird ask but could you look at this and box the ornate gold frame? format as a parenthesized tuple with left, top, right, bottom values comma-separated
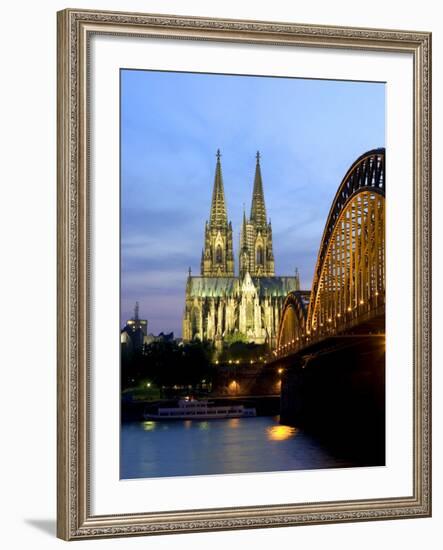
(57, 8, 431, 540)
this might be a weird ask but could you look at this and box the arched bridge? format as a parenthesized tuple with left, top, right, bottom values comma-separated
(275, 148, 385, 359)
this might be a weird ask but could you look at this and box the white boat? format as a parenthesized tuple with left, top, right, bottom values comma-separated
(144, 398, 256, 420)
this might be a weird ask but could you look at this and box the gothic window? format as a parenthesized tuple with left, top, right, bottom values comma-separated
(256, 245, 264, 266)
(246, 299, 254, 330)
(191, 307, 200, 337)
(215, 245, 223, 264)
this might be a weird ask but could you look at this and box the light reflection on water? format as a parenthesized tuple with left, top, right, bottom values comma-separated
(121, 415, 353, 479)
(266, 424, 297, 441)
(228, 418, 240, 429)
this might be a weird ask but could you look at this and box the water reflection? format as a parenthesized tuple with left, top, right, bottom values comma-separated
(266, 424, 297, 441)
(122, 416, 356, 479)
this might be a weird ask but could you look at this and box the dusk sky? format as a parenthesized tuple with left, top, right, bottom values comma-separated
(121, 69, 385, 336)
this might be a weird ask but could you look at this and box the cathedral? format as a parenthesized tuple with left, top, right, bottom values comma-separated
(182, 150, 300, 349)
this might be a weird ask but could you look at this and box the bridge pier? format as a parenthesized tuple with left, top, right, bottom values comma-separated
(280, 335, 385, 465)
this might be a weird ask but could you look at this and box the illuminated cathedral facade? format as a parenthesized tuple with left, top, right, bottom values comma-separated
(182, 150, 300, 349)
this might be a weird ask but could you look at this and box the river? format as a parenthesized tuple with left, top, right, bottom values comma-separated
(121, 415, 362, 479)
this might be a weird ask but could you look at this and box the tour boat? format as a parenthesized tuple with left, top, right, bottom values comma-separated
(144, 398, 256, 420)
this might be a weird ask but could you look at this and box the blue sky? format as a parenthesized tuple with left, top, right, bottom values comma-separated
(121, 69, 385, 336)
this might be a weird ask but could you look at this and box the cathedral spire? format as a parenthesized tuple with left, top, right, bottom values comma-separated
(241, 204, 247, 244)
(250, 151, 267, 226)
(201, 150, 234, 277)
(209, 149, 228, 228)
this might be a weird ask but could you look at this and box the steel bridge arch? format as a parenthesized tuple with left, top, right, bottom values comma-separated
(276, 148, 385, 355)
(276, 291, 310, 353)
(307, 148, 385, 334)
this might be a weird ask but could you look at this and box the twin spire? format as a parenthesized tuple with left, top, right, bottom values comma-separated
(209, 149, 267, 230)
(202, 150, 274, 278)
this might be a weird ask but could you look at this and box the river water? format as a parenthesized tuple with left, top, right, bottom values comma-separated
(121, 416, 360, 479)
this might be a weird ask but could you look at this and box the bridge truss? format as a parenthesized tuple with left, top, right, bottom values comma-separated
(276, 148, 385, 357)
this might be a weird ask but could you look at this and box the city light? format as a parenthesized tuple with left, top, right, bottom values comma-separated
(146, 382, 151, 388)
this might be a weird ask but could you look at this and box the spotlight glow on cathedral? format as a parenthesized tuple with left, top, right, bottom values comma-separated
(182, 150, 306, 349)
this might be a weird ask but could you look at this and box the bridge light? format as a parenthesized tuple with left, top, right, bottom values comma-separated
(328, 318, 332, 323)
(347, 306, 352, 311)
(360, 299, 364, 304)
(278, 368, 283, 374)
(375, 291, 379, 296)
(337, 313, 341, 318)
(306, 331, 310, 335)
(296, 337, 299, 341)
(228, 360, 232, 364)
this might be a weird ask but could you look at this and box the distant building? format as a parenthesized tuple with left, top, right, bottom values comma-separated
(183, 151, 302, 349)
(121, 302, 148, 351)
(144, 331, 175, 345)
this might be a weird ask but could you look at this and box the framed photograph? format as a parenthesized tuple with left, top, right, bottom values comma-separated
(57, 8, 431, 540)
